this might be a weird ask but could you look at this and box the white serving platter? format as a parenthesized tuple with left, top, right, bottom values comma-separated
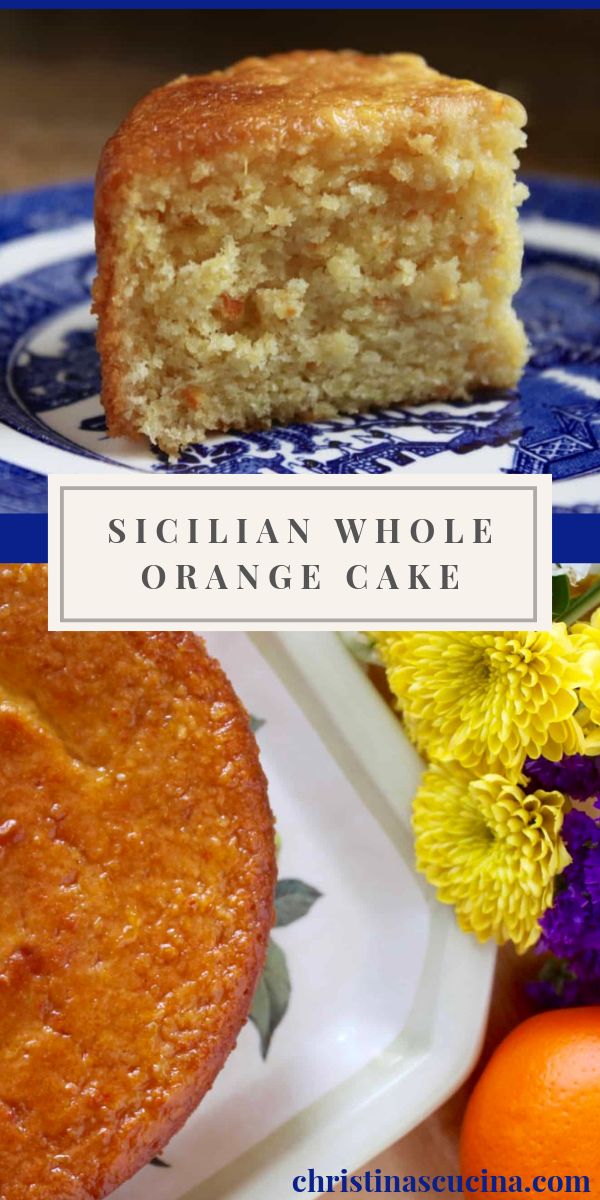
(112, 632, 495, 1200)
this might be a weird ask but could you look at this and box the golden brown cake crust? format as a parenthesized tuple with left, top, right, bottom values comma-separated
(0, 565, 275, 1200)
(93, 50, 527, 449)
(96, 50, 521, 183)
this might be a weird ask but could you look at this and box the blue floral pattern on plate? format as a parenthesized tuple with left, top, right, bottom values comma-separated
(1, 177, 599, 512)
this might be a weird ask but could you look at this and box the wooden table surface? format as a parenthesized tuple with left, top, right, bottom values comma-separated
(2, 10, 600, 191)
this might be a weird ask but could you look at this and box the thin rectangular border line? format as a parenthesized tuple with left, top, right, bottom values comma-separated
(58, 483, 540, 624)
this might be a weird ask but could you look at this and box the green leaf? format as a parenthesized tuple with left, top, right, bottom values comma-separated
(249, 714, 265, 733)
(552, 572, 571, 620)
(538, 956, 576, 996)
(275, 878, 322, 927)
(563, 575, 600, 626)
(250, 937, 291, 1058)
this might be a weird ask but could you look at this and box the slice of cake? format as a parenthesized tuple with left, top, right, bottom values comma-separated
(0, 564, 275, 1199)
(94, 50, 528, 454)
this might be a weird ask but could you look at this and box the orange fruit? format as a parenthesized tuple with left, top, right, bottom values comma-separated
(461, 1007, 600, 1197)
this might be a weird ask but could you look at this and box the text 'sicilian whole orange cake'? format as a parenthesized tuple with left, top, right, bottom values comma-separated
(94, 50, 528, 454)
(0, 565, 276, 1200)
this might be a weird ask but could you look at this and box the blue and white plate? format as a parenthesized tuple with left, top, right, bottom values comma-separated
(1, 176, 599, 513)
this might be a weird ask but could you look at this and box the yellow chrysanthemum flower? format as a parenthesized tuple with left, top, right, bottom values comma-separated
(583, 730, 600, 755)
(371, 629, 586, 776)
(572, 704, 600, 754)
(413, 762, 571, 953)
(570, 609, 600, 747)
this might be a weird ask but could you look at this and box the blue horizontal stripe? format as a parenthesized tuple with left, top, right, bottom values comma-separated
(0, 514, 48, 563)
(1, 513, 596, 594)
(553, 515, 600, 563)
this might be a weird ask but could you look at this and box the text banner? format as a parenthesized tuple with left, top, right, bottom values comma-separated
(48, 474, 551, 631)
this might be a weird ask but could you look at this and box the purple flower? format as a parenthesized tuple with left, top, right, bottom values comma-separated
(525, 754, 600, 806)
(529, 806, 600, 1008)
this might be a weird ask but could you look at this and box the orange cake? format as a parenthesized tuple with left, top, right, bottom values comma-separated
(0, 564, 275, 1200)
(94, 50, 528, 454)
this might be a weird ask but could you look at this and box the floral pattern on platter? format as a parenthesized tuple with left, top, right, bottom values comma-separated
(150, 870, 323, 1171)
(1, 177, 600, 510)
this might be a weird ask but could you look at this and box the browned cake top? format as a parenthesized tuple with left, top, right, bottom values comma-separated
(0, 565, 275, 1200)
(96, 49, 525, 190)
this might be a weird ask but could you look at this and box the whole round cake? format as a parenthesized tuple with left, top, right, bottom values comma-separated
(0, 565, 275, 1199)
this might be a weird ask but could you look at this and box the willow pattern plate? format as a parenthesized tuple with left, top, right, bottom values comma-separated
(1, 177, 599, 512)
